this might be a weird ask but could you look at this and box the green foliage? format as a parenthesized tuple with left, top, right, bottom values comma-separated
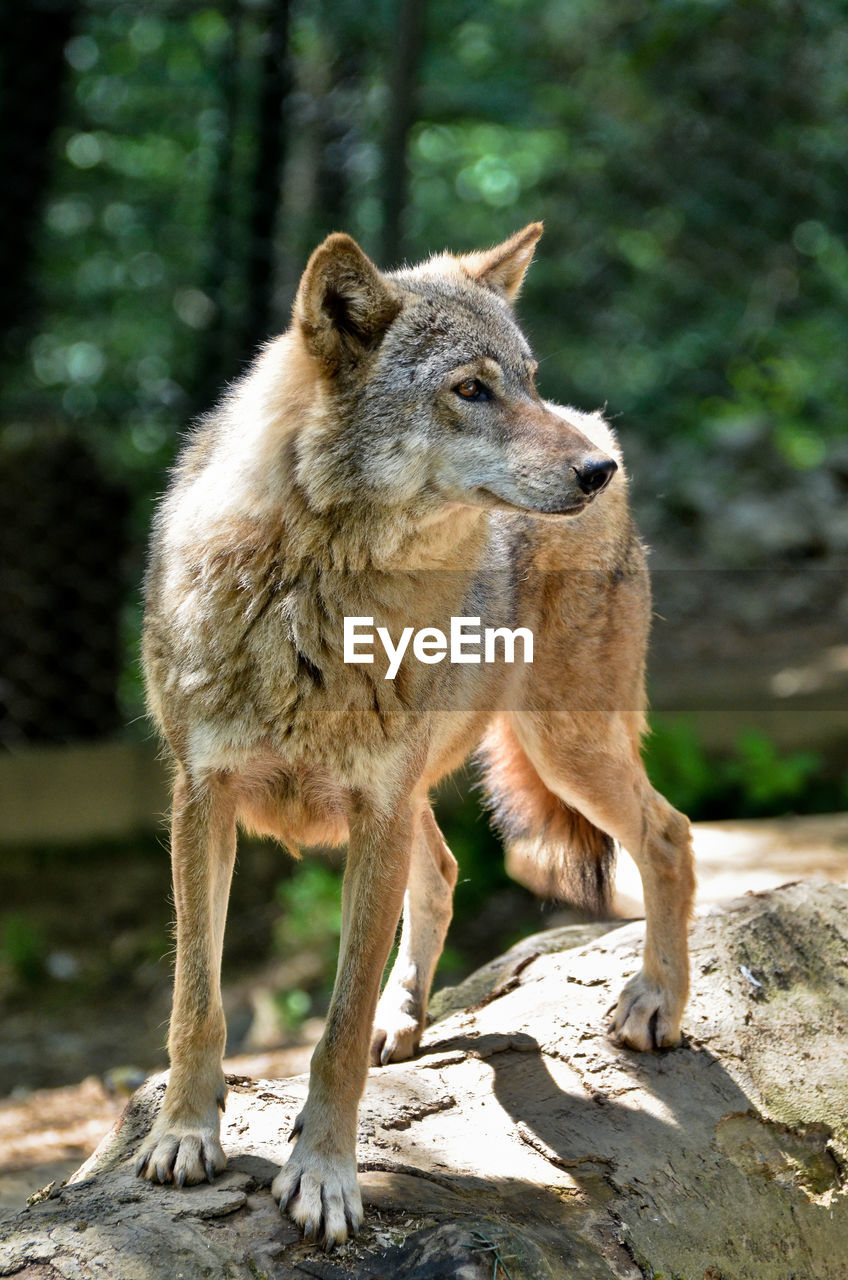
(409, 0, 848, 460)
(271, 861, 343, 1030)
(272, 986, 312, 1034)
(727, 731, 821, 813)
(6, 0, 847, 473)
(274, 860, 342, 951)
(643, 717, 718, 819)
(3, 0, 843, 790)
(1, 913, 47, 983)
(644, 717, 826, 821)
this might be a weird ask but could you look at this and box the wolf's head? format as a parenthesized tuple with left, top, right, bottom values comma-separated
(290, 224, 617, 518)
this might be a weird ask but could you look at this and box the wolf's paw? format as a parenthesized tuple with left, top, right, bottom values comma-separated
(370, 992, 421, 1065)
(609, 970, 684, 1051)
(272, 1142, 362, 1249)
(135, 1117, 226, 1187)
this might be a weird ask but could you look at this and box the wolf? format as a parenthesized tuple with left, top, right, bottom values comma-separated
(137, 223, 695, 1247)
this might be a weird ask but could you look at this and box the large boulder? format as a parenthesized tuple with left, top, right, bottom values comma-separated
(2, 880, 846, 1278)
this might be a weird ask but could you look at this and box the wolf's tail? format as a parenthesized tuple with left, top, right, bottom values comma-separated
(477, 716, 616, 916)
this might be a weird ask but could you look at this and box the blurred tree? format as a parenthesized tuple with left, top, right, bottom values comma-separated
(2, 0, 847, 748)
(7, 0, 846, 479)
(0, 0, 79, 365)
(241, 0, 291, 363)
(278, 0, 378, 280)
(192, 0, 295, 409)
(381, 0, 426, 266)
(192, 0, 243, 414)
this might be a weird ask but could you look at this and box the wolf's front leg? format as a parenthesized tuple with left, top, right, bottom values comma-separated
(136, 771, 236, 1187)
(371, 806, 457, 1065)
(272, 802, 414, 1248)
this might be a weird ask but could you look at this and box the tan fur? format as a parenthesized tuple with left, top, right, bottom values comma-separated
(136, 225, 695, 1248)
(478, 714, 617, 912)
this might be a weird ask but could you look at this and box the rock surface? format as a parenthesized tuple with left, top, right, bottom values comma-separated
(2, 880, 847, 1279)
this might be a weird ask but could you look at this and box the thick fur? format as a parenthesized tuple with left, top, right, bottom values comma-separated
(136, 224, 696, 1248)
(478, 715, 617, 914)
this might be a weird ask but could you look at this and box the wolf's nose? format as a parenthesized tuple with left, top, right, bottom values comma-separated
(573, 457, 617, 496)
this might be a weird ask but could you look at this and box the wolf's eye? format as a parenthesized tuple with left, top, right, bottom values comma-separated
(454, 378, 490, 401)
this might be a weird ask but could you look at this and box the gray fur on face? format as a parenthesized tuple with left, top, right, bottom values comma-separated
(298, 269, 603, 517)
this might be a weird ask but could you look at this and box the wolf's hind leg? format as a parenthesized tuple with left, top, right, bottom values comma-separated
(513, 710, 695, 1050)
(136, 769, 236, 1186)
(370, 806, 458, 1066)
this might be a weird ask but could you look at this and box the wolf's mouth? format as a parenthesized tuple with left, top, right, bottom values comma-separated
(474, 488, 591, 517)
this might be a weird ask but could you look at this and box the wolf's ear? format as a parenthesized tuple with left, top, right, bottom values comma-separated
(294, 233, 401, 372)
(459, 222, 543, 303)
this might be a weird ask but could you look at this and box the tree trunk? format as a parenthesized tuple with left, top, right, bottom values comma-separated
(380, 0, 426, 268)
(240, 0, 291, 365)
(2, 881, 847, 1278)
(190, 0, 244, 416)
(0, 0, 79, 366)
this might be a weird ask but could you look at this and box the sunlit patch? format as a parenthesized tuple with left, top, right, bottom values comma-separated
(770, 646, 848, 698)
